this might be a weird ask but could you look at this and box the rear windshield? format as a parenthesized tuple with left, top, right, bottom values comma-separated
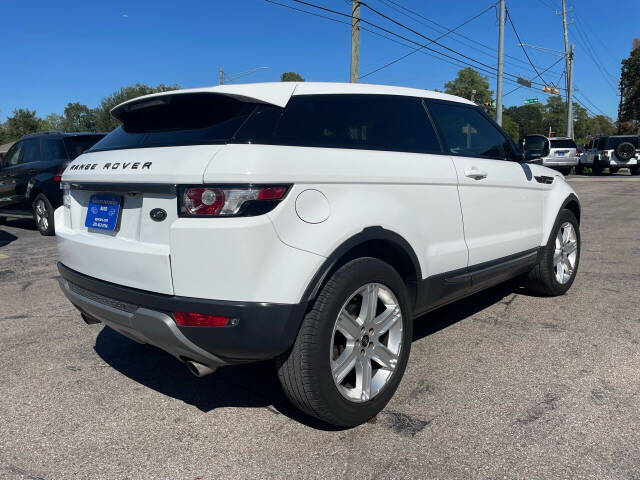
(549, 139, 577, 149)
(64, 135, 105, 159)
(605, 136, 639, 149)
(89, 93, 443, 154)
(89, 94, 258, 152)
(523, 136, 548, 156)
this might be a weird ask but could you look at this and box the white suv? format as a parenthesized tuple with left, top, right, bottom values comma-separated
(55, 82, 581, 427)
(577, 135, 639, 175)
(521, 134, 579, 175)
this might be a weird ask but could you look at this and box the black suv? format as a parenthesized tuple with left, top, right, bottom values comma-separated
(0, 131, 105, 235)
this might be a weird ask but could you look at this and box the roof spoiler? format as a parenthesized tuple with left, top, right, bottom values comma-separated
(111, 83, 298, 121)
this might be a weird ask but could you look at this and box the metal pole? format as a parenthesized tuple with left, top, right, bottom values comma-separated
(567, 44, 574, 138)
(560, 0, 571, 137)
(350, 1, 360, 83)
(496, 0, 505, 126)
(219, 67, 224, 85)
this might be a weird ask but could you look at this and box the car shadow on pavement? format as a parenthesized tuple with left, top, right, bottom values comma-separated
(0, 229, 18, 248)
(93, 281, 529, 430)
(1, 218, 36, 233)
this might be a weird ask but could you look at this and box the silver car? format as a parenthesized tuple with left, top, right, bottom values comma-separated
(521, 135, 578, 175)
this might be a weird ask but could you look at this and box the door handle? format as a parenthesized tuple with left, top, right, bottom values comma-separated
(464, 169, 488, 180)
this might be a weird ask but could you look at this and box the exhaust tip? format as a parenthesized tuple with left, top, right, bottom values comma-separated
(186, 361, 216, 378)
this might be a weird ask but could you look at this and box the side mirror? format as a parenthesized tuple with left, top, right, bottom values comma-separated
(520, 137, 547, 164)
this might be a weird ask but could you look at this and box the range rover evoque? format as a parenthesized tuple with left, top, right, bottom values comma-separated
(56, 82, 581, 427)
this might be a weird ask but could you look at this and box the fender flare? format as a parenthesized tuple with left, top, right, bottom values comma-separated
(300, 226, 422, 304)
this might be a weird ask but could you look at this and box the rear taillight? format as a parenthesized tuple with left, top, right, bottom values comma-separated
(173, 312, 229, 327)
(179, 185, 290, 217)
(52, 168, 66, 182)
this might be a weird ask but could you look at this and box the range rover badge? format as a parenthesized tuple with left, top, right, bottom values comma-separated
(150, 208, 167, 222)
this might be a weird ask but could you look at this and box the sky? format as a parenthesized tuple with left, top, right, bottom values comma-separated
(1, 0, 635, 122)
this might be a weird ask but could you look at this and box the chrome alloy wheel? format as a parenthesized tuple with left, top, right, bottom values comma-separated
(35, 200, 48, 231)
(330, 283, 403, 403)
(554, 222, 578, 284)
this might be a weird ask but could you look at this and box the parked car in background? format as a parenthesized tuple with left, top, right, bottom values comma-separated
(0, 131, 106, 235)
(577, 135, 639, 175)
(520, 134, 579, 175)
(55, 82, 581, 427)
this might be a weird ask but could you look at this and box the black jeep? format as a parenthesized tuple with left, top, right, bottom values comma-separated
(0, 131, 105, 235)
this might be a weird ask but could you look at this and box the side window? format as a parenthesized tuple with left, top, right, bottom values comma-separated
(21, 139, 41, 164)
(3, 143, 23, 167)
(242, 94, 442, 154)
(428, 103, 512, 160)
(42, 138, 68, 160)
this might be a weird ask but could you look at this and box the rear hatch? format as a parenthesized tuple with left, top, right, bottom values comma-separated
(549, 138, 577, 159)
(58, 89, 290, 294)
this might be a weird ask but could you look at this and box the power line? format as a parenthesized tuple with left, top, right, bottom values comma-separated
(360, 2, 498, 80)
(504, 56, 565, 96)
(505, 9, 550, 87)
(375, 0, 563, 77)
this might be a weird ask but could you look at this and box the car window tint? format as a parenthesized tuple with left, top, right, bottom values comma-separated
(42, 138, 68, 160)
(237, 95, 442, 154)
(550, 139, 577, 149)
(21, 139, 40, 164)
(3, 143, 22, 167)
(63, 136, 105, 159)
(523, 136, 547, 157)
(428, 103, 510, 159)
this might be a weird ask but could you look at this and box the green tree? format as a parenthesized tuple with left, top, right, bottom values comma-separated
(504, 104, 545, 138)
(501, 113, 520, 142)
(61, 102, 96, 132)
(5, 109, 45, 140)
(618, 45, 640, 132)
(444, 67, 493, 108)
(280, 72, 305, 82)
(542, 96, 567, 137)
(94, 83, 179, 132)
(43, 113, 64, 131)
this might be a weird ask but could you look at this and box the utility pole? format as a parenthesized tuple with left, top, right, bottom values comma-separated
(496, 0, 505, 126)
(219, 67, 224, 85)
(559, 0, 574, 138)
(350, 0, 360, 83)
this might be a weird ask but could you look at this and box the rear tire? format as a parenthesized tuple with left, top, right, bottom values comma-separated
(0, 217, 6, 226)
(630, 166, 639, 176)
(557, 167, 571, 176)
(592, 160, 602, 175)
(32, 194, 55, 236)
(525, 209, 580, 296)
(575, 164, 584, 175)
(277, 257, 412, 427)
(610, 167, 619, 175)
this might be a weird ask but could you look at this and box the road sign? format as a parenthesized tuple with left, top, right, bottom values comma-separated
(524, 98, 539, 105)
(517, 77, 532, 88)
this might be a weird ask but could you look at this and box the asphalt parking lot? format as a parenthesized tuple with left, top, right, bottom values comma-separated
(1, 176, 639, 479)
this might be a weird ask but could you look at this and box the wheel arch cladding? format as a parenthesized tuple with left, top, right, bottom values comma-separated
(301, 226, 421, 311)
(563, 196, 581, 224)
(542, 191, 581, 248)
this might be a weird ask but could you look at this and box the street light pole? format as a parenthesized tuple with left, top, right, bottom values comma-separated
(496, 0, 505, 126)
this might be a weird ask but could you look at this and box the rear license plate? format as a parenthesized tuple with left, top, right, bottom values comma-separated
(556, 152, 566, 157)
(85, 194, 122, 231)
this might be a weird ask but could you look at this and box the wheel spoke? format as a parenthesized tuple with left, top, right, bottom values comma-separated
(553, 249, 563, 266)
(373, 305, 401, 336)
(336, 310, 361, 340)
(358, 284, 379, 324)
(562, 226, 570, 244)
(565, 240, 577, 255)
(355, 356, 372, 401)
(332, 348, 357, 384)
(371, 343, 398, 370)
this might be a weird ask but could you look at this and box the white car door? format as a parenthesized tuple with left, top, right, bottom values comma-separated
(427, 101, 546, 267)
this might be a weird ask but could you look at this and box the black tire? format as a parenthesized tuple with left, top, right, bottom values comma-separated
(609, 167, 619, 175)
(525, 209, 580, 296)
(592, 159, 602, 175)
(32, 193, 55, 236)
(277, 257, 412, 427)
(0, 217, 6, 226)
(557, 167, 571, 176)
(614, 141, 635, 161)
(575, 164, 584, 175)
(630, 166, 639, 176)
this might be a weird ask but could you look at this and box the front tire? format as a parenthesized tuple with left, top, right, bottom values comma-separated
(630, 166, 639, 176)
(277, 257, 412, 427)
(32, 194, 55, 236)
(0, 217, 6, 226)
(525, 209, 580, 296)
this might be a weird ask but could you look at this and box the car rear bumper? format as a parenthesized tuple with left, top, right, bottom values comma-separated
(58, 262, 307, 367)
(543, 157, 579, 167)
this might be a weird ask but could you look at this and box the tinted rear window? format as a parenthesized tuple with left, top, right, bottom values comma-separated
(550, 139, 577, 149)
(89, 94, 257, 152)
(523, 136, 548, 156)
(64, 135, 105, 159)
(237, 94, 442, 154)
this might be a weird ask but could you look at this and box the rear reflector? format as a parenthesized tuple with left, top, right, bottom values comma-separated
(52, 168, 66, 182)
(173, 312, 229, 327)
